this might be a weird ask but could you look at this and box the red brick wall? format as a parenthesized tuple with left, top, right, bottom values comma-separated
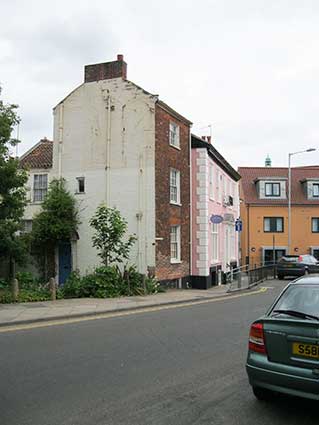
(84, 59, 127, 82)
(155, 104, 191, 282)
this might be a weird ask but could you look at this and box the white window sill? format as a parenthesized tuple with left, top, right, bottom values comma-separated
(75, 192, 86, 195)
(30, 201, 43, 205)
(170, 201, 182, 207)
(170, 259, 182, 264)
(169, 143, 181, 151)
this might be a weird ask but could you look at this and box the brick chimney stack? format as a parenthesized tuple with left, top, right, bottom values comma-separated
(84, 54, 127, 83)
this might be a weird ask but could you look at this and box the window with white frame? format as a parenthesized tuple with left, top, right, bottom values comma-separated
(169, 122, 180, 148)
(265, 182, 280, 197)
(312, 218, 319, 233)
(209, 165, 214, 199)
(21, 219, 32, 234)
(170, 225, 181, 262)
(218, 173, 223, 203)
(211, 223, 219, 262)
(170, 168, 181, 204)
(313, 184, 319, 197)
(230, 225, 235, 258)
(33, 174, 48, 202)
(264, 217, 284, 232)
(76, 177, 85, 193)
(224, 177, 227, 198)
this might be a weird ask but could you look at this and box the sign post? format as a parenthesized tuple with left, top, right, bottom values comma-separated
(235, 218, 243, 287)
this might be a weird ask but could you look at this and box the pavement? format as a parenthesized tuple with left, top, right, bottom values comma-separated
(0, 282, 265, 327)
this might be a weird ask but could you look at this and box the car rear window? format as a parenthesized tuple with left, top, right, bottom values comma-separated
(271, 285, 319, 317)
(301, 255, 318, 264)
(280, 256, 298, 263)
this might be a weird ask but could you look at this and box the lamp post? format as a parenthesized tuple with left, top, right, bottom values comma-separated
(288, 148, 316, 254)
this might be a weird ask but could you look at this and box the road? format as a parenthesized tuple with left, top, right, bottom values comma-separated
(1, 280, 318, 425)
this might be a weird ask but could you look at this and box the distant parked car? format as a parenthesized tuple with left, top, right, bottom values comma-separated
(276, 255, 319, 280)
(246, 276, 319, 401)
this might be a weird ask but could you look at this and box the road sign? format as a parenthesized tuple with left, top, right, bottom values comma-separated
(210, 214, 223, 224)
(235, 219, 242, 232)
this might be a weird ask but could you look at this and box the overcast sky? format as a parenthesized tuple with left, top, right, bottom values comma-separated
(1, 0, 319, 168)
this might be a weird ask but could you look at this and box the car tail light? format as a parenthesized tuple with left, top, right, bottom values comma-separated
(249, 323, 266, 354)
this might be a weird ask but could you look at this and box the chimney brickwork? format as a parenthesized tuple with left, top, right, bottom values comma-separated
(84, 55, 127, 83)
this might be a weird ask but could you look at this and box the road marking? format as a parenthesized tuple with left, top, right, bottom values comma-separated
(0, 287, 269, 333)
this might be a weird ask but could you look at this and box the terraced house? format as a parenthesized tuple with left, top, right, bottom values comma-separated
(239, 164, 319, 266)
(20, 55, 192, 287)
(191, 135, 241, 288)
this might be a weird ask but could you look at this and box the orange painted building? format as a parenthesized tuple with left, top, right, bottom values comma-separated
(239, 166, 319, 266)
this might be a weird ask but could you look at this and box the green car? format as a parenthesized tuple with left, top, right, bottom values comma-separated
(246, 276, 319, 401)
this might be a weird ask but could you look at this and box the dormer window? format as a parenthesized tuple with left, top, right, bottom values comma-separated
(255, 177, 286, 199)
(301, 179, 319, 199)
(265, 182, 280, 197)
(313, 183, 319, 197)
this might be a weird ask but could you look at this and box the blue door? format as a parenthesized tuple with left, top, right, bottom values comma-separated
(58, 242, 72, 285)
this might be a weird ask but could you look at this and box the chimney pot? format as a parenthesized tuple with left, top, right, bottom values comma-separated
(207, 136, 211, 144)
(117, 54, 124, 61)
(201, 136, 206, 141)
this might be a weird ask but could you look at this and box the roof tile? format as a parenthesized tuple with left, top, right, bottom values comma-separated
(239, 166, 319, 205)
(20, 139, 53, 169)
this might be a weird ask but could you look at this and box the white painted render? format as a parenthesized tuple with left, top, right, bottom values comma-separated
(51, 78, 157, 275)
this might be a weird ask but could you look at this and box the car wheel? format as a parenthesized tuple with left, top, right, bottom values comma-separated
(252, 386, 274, 401)
(277, 274, 284, 280)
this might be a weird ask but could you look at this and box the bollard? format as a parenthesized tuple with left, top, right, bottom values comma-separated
(11, 278, 19, 302)
(142, 274, 146, 294)
(49, 277, 56, 301)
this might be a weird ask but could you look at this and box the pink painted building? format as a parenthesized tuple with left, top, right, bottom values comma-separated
(191, 134, 241, 289)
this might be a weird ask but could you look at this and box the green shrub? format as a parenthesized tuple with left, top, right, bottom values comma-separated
(0, 278, 9, 290)
(61, 265, 163, 299)
(0, 288, 51, 303)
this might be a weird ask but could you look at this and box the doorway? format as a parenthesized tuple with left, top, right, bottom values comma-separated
(58, 242, 72, 285)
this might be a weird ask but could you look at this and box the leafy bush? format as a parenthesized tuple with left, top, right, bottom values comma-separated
(61, 265, 162, 299)
(0, 265, 164, 303)
(0, 278, 9, 290)
(0, 288, 51, 303)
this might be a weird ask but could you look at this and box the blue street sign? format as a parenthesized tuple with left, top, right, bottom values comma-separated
(210, 214, 223, 224)
(235, 219, 242, 232)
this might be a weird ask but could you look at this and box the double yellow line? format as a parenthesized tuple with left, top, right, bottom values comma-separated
(0, 287, 268, 333)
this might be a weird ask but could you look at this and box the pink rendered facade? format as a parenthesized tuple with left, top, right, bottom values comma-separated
(191, 141, 240, 289)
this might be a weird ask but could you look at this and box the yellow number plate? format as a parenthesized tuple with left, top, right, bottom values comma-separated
(292, 343, 319, 358)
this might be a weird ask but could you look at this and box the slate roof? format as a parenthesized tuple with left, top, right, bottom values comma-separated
(239, 166, 319, 205)
(19, 139, 53, 169)
(192, 134, 241, 181)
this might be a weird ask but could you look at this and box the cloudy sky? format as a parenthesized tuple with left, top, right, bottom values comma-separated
(1, 0, 319, 168)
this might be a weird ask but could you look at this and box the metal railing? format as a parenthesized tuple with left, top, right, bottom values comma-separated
(226, 263, 276, 293)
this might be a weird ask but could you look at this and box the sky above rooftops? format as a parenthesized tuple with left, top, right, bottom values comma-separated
(1, 0, 319, 168)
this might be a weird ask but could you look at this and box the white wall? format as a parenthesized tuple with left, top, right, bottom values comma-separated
(52, 78, 157, 275)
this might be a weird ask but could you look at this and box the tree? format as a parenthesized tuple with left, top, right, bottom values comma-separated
(0, 87, 28, 277)
(90, 204, 136, 266)
(31, 178, 79, 279)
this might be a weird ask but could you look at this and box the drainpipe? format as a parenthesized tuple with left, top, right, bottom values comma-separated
(189, 128, 192, 280)
(105, 92, 111, 205)
(247, 203, 250, 266)
(58, 103, 64, 179)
